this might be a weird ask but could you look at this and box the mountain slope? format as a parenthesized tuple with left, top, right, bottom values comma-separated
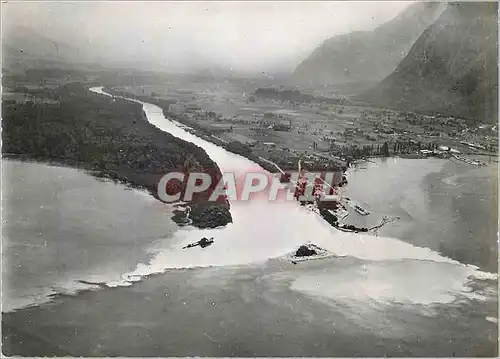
(293, 2, 446, 86)
(2, 25, 91, 71)
(359, 3, 498, 123)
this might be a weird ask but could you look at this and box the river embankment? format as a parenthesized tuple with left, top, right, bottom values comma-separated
(3, 88, 497, 357)
(103, 87, 346, 175)
(2, 83, 232, 229)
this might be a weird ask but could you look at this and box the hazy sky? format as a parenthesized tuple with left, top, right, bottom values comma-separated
(4, 1, 412, 72)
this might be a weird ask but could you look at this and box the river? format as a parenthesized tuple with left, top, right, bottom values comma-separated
(2, 87, 497, 356)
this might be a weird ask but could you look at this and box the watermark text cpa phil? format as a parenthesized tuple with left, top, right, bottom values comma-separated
(157, 171, 340, 203)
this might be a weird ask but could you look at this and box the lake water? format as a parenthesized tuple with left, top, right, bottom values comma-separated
(2, 160, 179, 312)
(2, 88, 497, 356)
(342, 157, 498, 272)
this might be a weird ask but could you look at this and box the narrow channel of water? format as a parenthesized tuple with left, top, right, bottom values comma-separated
(2, 87, 496, 313)
(88, 87, 497, 310)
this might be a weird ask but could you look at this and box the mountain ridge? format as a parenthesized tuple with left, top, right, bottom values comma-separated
(293, 2, 447, 86)
(358, 2, 498, 123)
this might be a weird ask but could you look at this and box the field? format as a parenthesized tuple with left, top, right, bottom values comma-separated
(4, 68, 498, 171)
(105, 74, 498, 172)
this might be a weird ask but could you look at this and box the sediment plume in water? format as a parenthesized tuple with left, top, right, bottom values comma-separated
(87, 88, 499, 306)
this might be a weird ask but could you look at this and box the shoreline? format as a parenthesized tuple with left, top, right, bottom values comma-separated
(2, 153, 151, 192)
(343, 155, 498, 273)
(2, 85, 233, 230)
(3, 152, 230, 230)
(3, 113, 498, 356)
(100, 88, 421, 236)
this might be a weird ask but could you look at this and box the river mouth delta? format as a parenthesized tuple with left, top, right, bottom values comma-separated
(1, 83, 498, 357)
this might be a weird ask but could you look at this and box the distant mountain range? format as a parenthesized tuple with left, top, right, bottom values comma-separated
(359, 2, 498, 123)
(3, 26, 85, 69)
(2, 25, 242, 76)
(293, 2, 446, 86)
(2, 25, 169, 73)
(4, 3, 498, 123)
